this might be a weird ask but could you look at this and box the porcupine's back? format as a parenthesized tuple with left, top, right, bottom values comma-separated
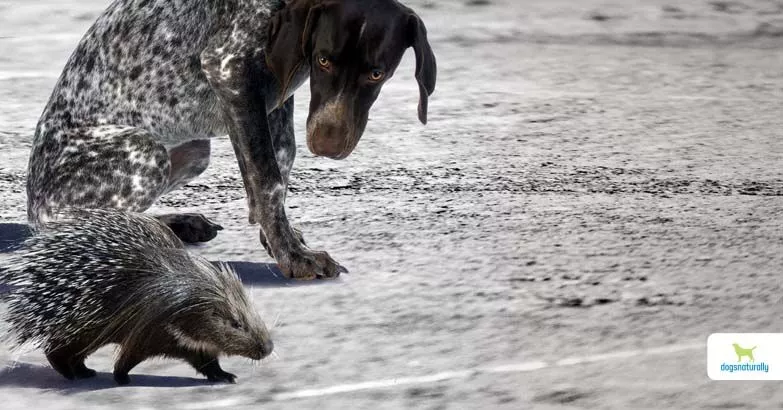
(1, 209, 190, 350)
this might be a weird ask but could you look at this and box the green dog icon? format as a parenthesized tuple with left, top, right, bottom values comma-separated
(732, 343, 757, 362)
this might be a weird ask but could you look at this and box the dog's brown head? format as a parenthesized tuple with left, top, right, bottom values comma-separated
(266, 0, 437, 159)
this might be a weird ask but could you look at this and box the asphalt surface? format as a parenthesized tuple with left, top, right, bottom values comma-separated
(1, 0, 782, 408)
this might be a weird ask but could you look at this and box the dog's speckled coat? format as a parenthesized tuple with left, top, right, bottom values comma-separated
(28, 0, 284, 219)
(26, 0, 436, 279)
(28, 0, 282, 225)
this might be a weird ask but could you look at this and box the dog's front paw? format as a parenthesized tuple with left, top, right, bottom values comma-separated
(279, 249, 343, 280)
(260, 227, 306, 258)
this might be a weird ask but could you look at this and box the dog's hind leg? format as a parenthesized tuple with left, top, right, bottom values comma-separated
(27, 126, 220, 242)
(156, 139, 225, 243)
(164, 139, 212, 195)
(156, 213, 223, 243)
(27, 125, 169, 225)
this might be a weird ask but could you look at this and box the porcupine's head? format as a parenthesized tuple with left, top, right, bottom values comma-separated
(164, 258, 274, 361)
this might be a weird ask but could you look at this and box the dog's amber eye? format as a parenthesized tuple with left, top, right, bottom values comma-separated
(369, 70, 385, 82)
(318, 56, 331, 70)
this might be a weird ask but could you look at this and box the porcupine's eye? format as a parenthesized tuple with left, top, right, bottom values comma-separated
(230, 319, 244, 330)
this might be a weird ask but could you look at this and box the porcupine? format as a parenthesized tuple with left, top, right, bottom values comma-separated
(0, 208, 273, 385)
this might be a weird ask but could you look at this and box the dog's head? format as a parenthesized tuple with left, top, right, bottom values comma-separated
(266, 0, 437, 159)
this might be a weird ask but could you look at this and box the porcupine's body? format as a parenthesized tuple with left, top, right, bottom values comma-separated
(1, 209, 273, 385)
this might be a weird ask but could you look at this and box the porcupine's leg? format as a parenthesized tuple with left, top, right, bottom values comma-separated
(183, 351, 236, 383)
(71, 360, 98, 379)
(65, 336, 99, 379)
(44, 339, 97, 380)
(27, 126, 222, 243)
(44, 347, 76, 380)
(113, 348, 147, 385)
(68, 344, 98, 379)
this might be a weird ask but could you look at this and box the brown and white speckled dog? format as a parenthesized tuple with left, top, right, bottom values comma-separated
(27, 0, 437, 280)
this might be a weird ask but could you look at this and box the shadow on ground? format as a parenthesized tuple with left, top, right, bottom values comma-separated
(0, 223, 339, 288)
(221, 260, 342, 287)
(0, 223, 30, 253)
(0, 362, 211, 392)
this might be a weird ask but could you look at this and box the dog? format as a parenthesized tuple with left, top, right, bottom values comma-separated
(26, 0, 437, 280)
(732, 343, 756, 362)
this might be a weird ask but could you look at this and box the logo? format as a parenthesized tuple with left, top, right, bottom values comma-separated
(732, 343, 756, 362)
(719, 343, 769, 374)
(708, 334, 781, 380)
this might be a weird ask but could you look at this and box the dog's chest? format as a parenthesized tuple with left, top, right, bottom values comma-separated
(283, 66, 310, 103)
(260, 60, 309, 111)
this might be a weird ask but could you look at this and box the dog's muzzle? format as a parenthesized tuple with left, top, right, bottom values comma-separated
(306, 99, 360, 160)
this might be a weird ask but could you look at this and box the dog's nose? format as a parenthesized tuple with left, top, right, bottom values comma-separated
(307, 122, 352, 159)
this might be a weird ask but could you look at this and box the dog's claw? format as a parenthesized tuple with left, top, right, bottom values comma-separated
(277, 249, 342, 280)
(258, 228, 341, 280)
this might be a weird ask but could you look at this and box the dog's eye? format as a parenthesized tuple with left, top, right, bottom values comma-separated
(317, 56, 331, 70)
(369, 70, 385, 82)
(230, 319, 243, 330)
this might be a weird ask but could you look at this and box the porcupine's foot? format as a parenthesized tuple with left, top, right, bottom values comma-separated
(45, 350, 76, 381)
(205, 367, 237, 384)
(72, 362, 97, 379)
(45, 343, 97, 381)
(114, 349, 146, 385)
(157, 213, 224, 244)
(114, 372, 131, 386)
(185, 352, 236, 383)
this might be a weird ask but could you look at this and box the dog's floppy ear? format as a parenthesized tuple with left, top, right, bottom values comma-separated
(407, 13, 437, 125)
(266, 1, 324, 107)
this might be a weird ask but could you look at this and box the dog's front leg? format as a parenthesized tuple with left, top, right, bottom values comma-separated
(201, 48, 340, 280)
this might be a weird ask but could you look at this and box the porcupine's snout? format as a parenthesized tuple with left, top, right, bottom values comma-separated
(256, 338, 274, 360)
(252, 321, 274, 360)
(237, 311, 274, 361)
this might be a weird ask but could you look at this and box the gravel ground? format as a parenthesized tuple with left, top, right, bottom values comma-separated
(1, 0, 782, 408)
